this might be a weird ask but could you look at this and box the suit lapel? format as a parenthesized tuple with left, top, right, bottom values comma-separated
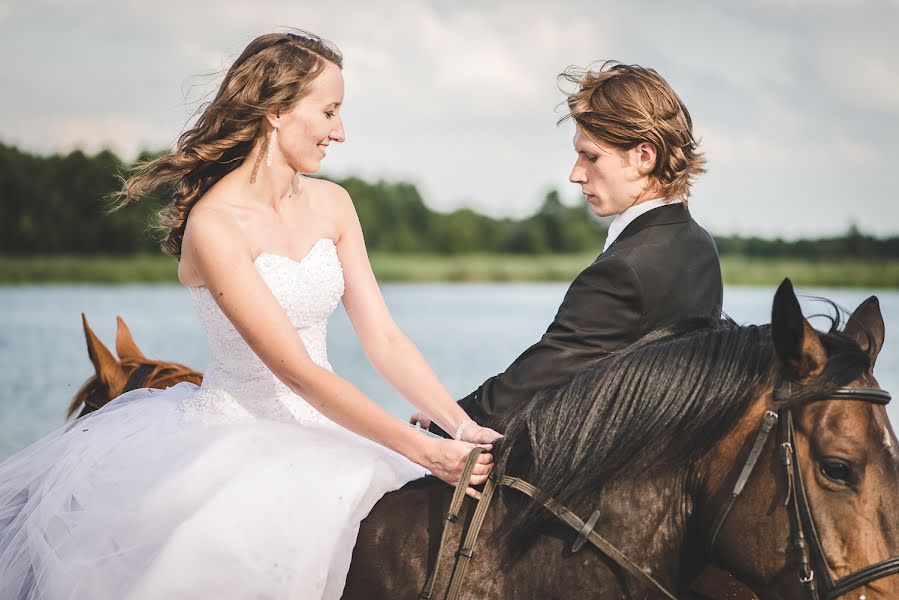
(609, 203, 690, 249)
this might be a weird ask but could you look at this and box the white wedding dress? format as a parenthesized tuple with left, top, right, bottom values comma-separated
(0, 238, 428, 599)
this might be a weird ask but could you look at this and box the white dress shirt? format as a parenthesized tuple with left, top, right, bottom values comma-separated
(602, 198, 682, 252)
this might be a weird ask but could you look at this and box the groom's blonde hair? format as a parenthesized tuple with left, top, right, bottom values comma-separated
(560, 61, 706, 202)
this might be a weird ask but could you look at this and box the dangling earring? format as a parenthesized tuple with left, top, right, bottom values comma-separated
(266, 128, 278, 167)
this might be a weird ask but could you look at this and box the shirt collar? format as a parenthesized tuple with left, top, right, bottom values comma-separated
(602, 198, 682, 252)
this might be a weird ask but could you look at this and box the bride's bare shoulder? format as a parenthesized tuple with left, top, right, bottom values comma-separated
(184, 203, 240, 243)
(303, 176, 351, 202)
(179, 195, 250, 286)
(301, 176, 356, 222)
(185, 173, 252, 244)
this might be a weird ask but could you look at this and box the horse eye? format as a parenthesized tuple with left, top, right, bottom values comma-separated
(820, 459, 852, 484)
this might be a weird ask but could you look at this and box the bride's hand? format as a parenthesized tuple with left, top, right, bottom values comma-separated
(422, 438, 493, 500)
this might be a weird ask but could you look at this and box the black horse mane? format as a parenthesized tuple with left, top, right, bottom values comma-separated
(494, 311, 871, 542)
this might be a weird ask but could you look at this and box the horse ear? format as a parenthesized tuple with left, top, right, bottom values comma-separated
(771, 278, 827, 380)
(844, 296, 884, 366)
(115, 316, 146, 360)
(82, 313, 127, 391)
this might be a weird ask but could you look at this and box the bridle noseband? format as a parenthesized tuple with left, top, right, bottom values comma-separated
(708, 383, 898, 600)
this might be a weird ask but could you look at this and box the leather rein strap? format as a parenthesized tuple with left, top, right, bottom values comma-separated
(420, 447, 487, 600)
(420, 449, 679, 600)
(495, 475, 678, 600)
(707, 384, 898, 600)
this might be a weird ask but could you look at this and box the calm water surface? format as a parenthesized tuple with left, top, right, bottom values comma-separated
(1, 284, 896, 460)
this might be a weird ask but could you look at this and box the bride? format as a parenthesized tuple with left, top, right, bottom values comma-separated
(0, 31, 499, 599)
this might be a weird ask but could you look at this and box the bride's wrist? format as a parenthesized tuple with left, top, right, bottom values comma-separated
(439, 412, 474, 438)
(410, 436, 438, 469)
(453, 419, 474, 441)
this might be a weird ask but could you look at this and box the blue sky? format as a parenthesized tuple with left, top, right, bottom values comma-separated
(1, 0, 897, 237)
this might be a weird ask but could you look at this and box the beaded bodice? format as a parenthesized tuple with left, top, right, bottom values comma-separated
(179, 239, 344, 425)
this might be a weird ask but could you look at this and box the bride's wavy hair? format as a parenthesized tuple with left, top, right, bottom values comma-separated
(113, 31, 343, 258)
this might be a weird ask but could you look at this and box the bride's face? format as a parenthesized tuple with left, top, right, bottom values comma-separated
(275, 61, 346, 174)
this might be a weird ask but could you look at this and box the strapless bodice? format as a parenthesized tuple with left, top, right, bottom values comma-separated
(179, 239, 344, 424)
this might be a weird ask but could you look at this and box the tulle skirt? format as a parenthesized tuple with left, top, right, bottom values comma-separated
(0, 383, 428, 599)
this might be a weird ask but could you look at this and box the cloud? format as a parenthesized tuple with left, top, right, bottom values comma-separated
(819, 53, 899, 114)
(1, 0, 898, 236)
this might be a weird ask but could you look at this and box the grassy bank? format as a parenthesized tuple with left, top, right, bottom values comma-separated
(1, 254, 897, 287)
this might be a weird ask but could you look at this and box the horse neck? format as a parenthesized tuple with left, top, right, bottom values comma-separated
(598, 468, 704, 588)
(484, 468, 700, 596)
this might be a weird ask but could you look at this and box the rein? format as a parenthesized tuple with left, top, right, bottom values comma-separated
(707, 383, 898, 600)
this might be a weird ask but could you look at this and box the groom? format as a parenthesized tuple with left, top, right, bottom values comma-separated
(413, 61, 755, 599)
(415, 61, 723, 435)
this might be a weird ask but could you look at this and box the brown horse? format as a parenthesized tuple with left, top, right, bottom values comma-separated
(343, 280, 898, 599)
(69, 314, 202, 419)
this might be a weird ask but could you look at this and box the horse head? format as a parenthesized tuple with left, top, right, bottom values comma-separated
(704, 279, 898, 599)
(70, 315, 203, 419)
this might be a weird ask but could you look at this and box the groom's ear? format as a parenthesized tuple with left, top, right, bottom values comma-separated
(632, 141, 659, 177)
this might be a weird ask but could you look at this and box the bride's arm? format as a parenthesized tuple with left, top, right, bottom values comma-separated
(181, 206, 491, 494)
(329, 185, 500, 442)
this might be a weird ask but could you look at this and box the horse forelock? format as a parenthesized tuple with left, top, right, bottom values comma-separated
(494, 316, 873, 546)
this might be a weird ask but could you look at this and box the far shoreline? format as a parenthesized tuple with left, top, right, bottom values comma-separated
(1, 254, 896, 288)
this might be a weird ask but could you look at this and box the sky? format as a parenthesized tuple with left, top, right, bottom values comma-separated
(1, 0, 897, 238)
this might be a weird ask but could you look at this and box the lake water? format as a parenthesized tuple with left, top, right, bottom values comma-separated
(1, 284, 896, 460)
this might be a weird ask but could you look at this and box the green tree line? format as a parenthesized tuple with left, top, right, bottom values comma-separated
(2, 142, 896, 258)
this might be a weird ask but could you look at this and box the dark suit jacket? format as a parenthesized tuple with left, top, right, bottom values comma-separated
(430, 202, 722, 436)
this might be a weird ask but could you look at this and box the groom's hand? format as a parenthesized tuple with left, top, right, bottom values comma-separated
(409, 412, 432, 429)
(461, 424, 503, 445)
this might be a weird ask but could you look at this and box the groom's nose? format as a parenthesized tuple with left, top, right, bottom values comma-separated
(569, 163, 586, 184)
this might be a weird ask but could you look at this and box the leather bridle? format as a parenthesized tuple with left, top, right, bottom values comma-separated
(708, 383, 899, 599)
